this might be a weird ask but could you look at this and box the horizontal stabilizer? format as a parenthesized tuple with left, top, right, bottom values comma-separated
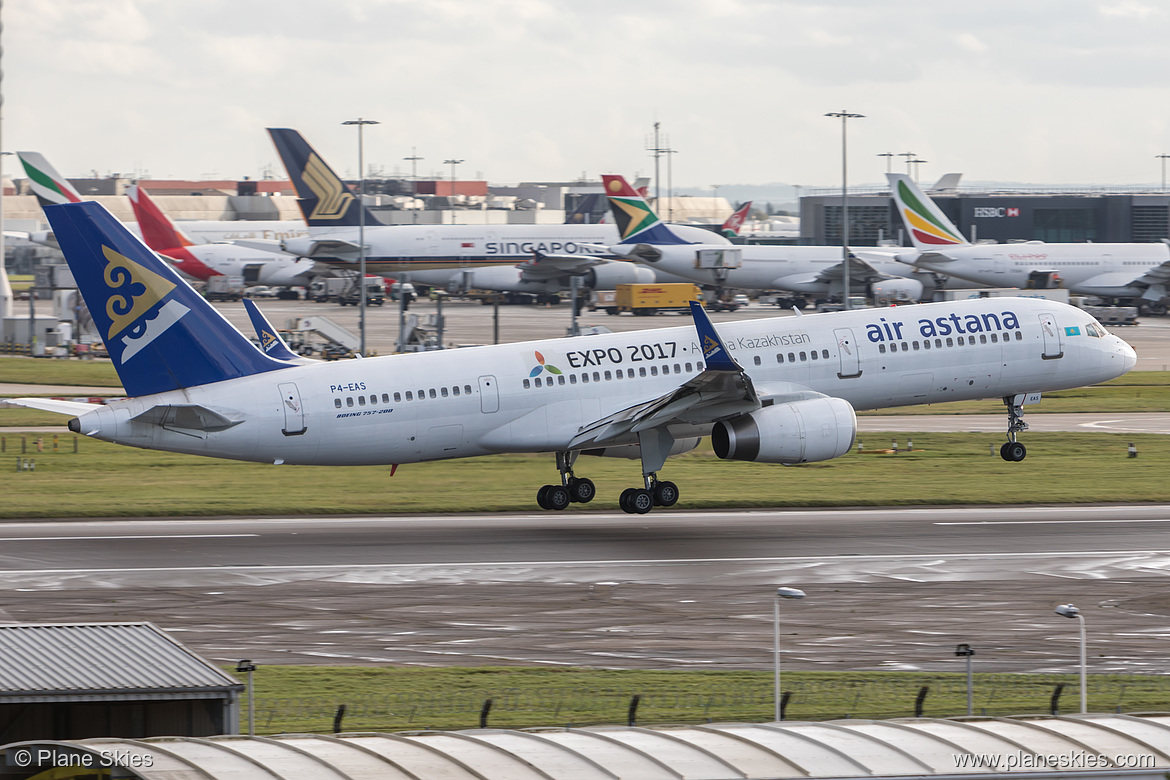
(3, 398, 103, 415)
(131, 404, 244, 432)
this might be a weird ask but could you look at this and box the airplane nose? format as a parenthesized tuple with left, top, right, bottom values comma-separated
(1120, 339, 1137, 373)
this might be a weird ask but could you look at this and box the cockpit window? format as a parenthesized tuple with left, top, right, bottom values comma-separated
(1086, 321, 1107, 338)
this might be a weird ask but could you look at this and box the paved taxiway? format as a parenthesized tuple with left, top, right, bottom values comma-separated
(2, 507, 1169, 676)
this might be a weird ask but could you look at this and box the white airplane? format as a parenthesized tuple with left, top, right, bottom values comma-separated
(126, 184, 317, 290)
(15, 151, 309, 247)
(265, 128, 716, 288)
(599, 175, 984, 303)
(888, 172, 1170, 307)
(7, 201, 1135, 514)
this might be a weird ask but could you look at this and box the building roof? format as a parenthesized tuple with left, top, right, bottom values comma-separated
(5, 713, 1170, 779)
(0, 622, 243, 702)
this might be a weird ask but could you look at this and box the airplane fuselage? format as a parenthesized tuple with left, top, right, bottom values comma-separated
(73, 297, 1135, 466)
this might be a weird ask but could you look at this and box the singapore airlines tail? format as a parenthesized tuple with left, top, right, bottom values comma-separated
(44, 201, 291, 397)
(17, 152, 84, 207)
(888, 173, 971, 251)
(267, 128, 383, 229)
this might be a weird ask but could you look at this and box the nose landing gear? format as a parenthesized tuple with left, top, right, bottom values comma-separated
(1000, 394, 1030, 462)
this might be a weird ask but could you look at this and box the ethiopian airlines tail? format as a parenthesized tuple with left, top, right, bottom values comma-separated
(44, 201, 292, 397)
(887, 173, 971, 251)
(602, 174, 693, 245)
(267, 128, 382, 229)
(17, 152, 84, 207)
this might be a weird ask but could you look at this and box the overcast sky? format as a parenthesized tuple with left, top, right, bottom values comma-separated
(7, 0, 1170, 190)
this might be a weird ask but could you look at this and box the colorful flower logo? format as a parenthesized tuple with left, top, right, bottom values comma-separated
(529, 351, 562, 377)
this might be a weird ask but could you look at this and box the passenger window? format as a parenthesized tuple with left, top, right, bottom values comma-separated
(358, 396, 366, 407)
(878, 344, 887, 354)
(650, 366, 659, 376)
(382, 393, 390, 403)
(429, 388, 437, 398)
(639, 367, 647, 377)
(441, 387, 449, 397)
(890, 343, 898, 352)
(923, 340, 931, 350)
(452, 386, 460, 396)
(946, 338, 954, 347)
(558, 375, 566, 385)
(788, 353, 795, 362)
(628, 368, 636, 378)
(980, 335, 987, 344)
(1015, 331, 1023, 341)
(777, 354, 785, 363)
(604, 370, 612, 380)
(593, 372, 600, 382)
(990, 333, 998, 343)
(912, 341, 920, 351)
(754, 356, 762, 366)
(405, 391, 413, 401)
(535, 377, 542, 388)
(334, 398, 342, 408)
(581, 373, 589, 384)
(570, 375, 578, 384)
(901, 342, 909, 351)
(523, 379, 531, 389)
(394, 392, 402, 402)
(935, 339, 942, 348)
(822, 349, 829, 359)
(347, 397, 354, 407)
(957, 337, 965, 346)
(686, 362, 693, 372)
(465, 385, 472, 394)
(810, 351, 817, 360)
(674, 364, 681, 373)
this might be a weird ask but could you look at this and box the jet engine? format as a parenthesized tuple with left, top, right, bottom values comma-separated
(712, 398, 856, 464)
(869, 277, 925, 303)
(585, 261, 656, 289)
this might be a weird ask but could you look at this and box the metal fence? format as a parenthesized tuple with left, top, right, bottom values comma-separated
(249, 674, 1170, 733)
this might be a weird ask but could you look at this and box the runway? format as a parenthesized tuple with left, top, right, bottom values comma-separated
(2, 507, 1169, 675)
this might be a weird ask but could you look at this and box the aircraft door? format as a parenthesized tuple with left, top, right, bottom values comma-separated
(834, 328, 862, 378)
(478, 375, 499, 413)
(278, 382, 307, 436)
(1039, 313, 1063, 360)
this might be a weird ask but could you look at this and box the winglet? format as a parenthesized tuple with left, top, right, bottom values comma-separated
(887, 173, 970, 250)
(688, 301, 739, 372)
(601, 174, 691, 245)
(243, 298, 305, 362)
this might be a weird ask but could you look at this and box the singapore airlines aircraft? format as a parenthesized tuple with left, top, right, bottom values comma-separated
(600, 175, 983, 302)
(888, 173, 1170, 306)
(266, 128, 719, 288)
(8, 201, 1135, 513)
(15, 151, 309, 247)
(126, 184, 317, 289)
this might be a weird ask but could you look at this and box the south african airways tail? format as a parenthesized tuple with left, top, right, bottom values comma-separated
(601, 174, 694, 245)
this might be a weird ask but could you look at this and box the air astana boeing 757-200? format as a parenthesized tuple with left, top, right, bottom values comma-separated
(7, 201, 1136, 513)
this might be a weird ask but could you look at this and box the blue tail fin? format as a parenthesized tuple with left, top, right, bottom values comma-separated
(267, 128, 382, 228)
(243, 298, 303, 362)
(688, 301, 739, 372)
(45, 201, 292, 397)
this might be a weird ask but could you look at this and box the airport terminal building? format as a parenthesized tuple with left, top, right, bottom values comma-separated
(799, 186, 1170, 247)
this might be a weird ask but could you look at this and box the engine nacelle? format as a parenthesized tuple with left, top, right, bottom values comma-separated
(582, 437, 701, 460)
(712, 398, 856, 464)
(586, 261, 656, 289)
(870, 277, 925, 303)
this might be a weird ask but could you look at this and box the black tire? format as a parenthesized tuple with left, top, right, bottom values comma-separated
(1000, 442, 1012, 461)
(1006, 441, 1027, 462)
(653, 481, 679, 507)
(546, 485, 571, 511)
(536, 484, 553, 510)
(619, 488, 637, 514)
(569, 477, 596, 504)
(628, 488, 654, 514)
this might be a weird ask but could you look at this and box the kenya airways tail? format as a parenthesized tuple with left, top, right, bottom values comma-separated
(887, 173, 971, 251)
(721, 201, 752, 238)
(126, 185, 217, 281)
(17, 152, 84, 207)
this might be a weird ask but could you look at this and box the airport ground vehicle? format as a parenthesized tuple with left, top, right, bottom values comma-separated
(596, 283, 704, 316)
(204, 275, 244, 302)
(339, 278, 385, 307)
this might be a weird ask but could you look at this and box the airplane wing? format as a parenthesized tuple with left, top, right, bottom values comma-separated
(1130, 256, 1170, 299)
(284, 237, 362, 258)
(567, 302, 761, 449)
(515, 251, 608, 282)
(812, 251, 901, 284)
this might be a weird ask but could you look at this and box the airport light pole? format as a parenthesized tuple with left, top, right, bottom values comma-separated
(1158, 154, 1170, 192)
(235, 660, 257, 736)
(899, 151, 917, 174)
(955, 644, 975, 716)
(443, 159, 464, 224)
(1055, 603, 1087, 714)
(773, 586, 806, 721)
(825, 111, 864, 310)
(877, 152, 895, 174)
(342, 118, 379, 357)
(908, 158, 928, 184)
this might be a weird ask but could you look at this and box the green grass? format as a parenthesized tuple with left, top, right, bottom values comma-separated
(232, 666, 1170, 733)
(1, 431, 1166, 517)
(0, 356, 122, 387)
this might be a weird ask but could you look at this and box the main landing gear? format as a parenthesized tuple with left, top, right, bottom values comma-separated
(536, 430, 683, 514)
(536, 451, 596, 510)
(1000, 395, 1028, 462)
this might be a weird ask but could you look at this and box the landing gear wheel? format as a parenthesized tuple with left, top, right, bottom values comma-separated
(545, 485, 571, 510)
(620, 487, 654, 515)
(1003, 441, 1027, 462)
(537, 484, 553, 510)
(568, 477, 596, 503)
(652, 480, 679, 507)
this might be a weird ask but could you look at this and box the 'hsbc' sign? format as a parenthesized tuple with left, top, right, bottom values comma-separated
(973, 207, 1020, 218)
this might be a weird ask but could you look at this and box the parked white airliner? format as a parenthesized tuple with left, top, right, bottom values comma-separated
(8, 201, 1136, 513)
(888, 173, 1170, 306)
